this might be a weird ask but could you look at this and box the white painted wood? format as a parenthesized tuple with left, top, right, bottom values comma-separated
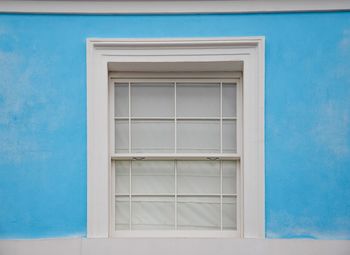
(0, 238, 81, 255)
(108, 76, 115, 237)
(110, 153, 240, 160)
(174, 82, 177, 153)
(242, 54, 261, 238)
(128, 82, 131, 154)
(129, 160, 132, 230)
(236, 77, 243, 237)
(87, 37, 265, 238)
(174, 160, 178, 230)
(109, 63, 243, 73)
(82, 238, 350, 255)
(1, 239, 350, 255)
(114, 117, 238, 120)
(257, 38, 266, 239)
(111, 229, 239, 238)
(174, 82, 178, 230)
(220, 161, 223, 231)
(0, 0, 349, 14)
(109, 72, 243, 79)
(110, 161, 115, 236)
(220, 82, 223, 231)
(115, 193, 237, 197)
(87, 49, 110, 238)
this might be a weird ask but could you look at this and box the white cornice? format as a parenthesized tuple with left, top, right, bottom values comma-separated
(0, 0, 349, 14)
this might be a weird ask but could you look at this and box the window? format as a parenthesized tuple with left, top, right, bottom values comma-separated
(87, 38, 264, 238)
(110, 75, 242, 237)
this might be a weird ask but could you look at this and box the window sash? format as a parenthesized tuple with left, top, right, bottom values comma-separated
(111, 78, 241, 155)
(109, 75, 242, 237)
(111, 159, 241, 237)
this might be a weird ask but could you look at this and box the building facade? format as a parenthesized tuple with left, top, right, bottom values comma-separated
(0, 1, 350, 254)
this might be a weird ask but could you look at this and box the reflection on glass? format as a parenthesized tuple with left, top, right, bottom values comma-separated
(131, 196, 174, 230)
(131, 120, 174, 152)
(177, 83, 220, 117)
(177, 120, 220, 152)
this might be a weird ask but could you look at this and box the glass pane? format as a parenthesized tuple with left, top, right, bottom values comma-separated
(177, 83, 220, 117)
(177, 120, 220, 153)
(115, 161, 130, 194)
(131, 120, 174, 153)
(115, 196, 129, 230)
(222, 83, 237, 117)
(223, 120, 237, 153)
(177, 196, 220, 230)
(222, 196, 237, 230)
(222, 161, 237, 194)
(131, 83, 174, 117)
(132, 161, 175, 194)
(114, 83, 129, 117)
(131, 196, 174, 230)
(115, 120, 129, 153)
(177, 161, 220, 194)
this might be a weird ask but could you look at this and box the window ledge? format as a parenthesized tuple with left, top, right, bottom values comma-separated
(1, 238, 350, 255)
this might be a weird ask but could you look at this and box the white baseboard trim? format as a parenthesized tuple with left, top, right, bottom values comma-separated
(1, 238, 349, 255)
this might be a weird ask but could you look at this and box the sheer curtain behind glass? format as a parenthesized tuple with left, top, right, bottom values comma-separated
(113, 80, 238, 232)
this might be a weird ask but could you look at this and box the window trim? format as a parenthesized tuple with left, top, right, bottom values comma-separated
(1, 0, 349, 14)
(109, 75, 242, 237)
(86, 37, 265, 238)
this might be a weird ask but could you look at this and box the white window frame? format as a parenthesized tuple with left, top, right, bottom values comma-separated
(110, 74, 242, 237)
(86, 37, 265, 238)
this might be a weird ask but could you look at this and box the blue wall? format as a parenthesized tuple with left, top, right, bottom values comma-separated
(0, 12, 349, 239)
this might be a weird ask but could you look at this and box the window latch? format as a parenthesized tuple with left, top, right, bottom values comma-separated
(132, 157, 145, 161)
(206, 157, 219, 160)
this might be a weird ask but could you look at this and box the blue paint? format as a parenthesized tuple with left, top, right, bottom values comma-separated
(0, 12, 349, 239)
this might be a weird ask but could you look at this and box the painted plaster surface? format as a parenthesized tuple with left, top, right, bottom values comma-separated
(0, 12, 349, 239)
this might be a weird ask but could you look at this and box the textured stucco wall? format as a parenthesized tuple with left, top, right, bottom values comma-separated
(0, 12, 349, 239)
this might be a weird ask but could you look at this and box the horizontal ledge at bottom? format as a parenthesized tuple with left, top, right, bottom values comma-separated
(114, 117, 238, 120)
(111, 153, 240, 160)
(115, 194, 237, 197)
(111, 230, 239, 238)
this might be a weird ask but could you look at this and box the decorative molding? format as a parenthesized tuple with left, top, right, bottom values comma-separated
(0, 0, 349, 14)
(87, 37, 265, 238)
